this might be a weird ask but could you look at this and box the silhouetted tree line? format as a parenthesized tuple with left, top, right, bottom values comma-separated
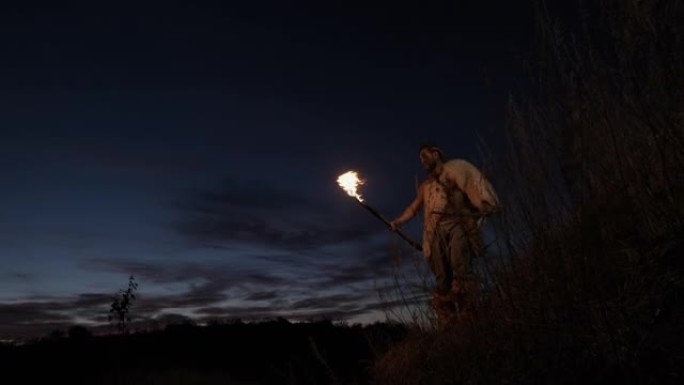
(0, 319, 409, 385)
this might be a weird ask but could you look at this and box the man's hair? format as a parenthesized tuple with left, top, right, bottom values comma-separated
(419, 142, 445, 160)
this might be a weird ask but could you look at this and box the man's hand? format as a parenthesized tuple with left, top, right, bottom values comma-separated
(389, 220, 400, 231)
(480, 202, 498, 217)
(475, 202, 499, 230)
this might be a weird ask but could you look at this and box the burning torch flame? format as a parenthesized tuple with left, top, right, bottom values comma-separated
(337, 171, 364, 202)
(335, 170, 422, 252)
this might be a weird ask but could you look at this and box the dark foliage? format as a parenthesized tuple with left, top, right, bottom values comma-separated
(0, 319, 408, 385)
(108, 275, 139, 334)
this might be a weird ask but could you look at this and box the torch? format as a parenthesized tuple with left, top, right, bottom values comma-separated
(337, 171, 422, 252)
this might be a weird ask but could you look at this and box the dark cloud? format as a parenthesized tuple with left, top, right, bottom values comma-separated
(181, 215, 371, 252)
(84, 258, 289, 288)
(133, 281, 231, 311)
(304, 244, 402, 290)
(174, 177, 377, 251)
(193, 302, 373, 323)
(0, 243, 424, 341)
(196, 305, 277, 319)
(244, 290, 281, 302)
(0, 301, 72, 325)
(0, 270, 33, 283)
(177, 211, 373, 252)
(192, 179, 314, 212)
(150, 313, 195, 325)
(7, 272, 32, 281)
(290, 292, 367, 310)
(73, 293, 113, 308)
(83, 243, 411, 313)
(0, 296, 111, 339)
(0, 278, 425, 341)
(195, 284, 420, 323)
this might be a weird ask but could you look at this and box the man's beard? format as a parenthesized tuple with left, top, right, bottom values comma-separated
(423, 160, 436, 173)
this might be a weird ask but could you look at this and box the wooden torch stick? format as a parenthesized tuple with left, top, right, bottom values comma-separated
(354, 198, 422, 252)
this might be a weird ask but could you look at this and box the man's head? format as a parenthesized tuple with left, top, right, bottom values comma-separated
(419, 143, 444, 173)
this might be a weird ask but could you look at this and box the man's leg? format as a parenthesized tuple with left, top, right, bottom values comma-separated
(428, 227, 457, 327)
(447, 224, 478, 322)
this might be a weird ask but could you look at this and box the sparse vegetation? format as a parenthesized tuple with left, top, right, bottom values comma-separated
(109, 275, 139, 334)
(372, 0, 684, 384)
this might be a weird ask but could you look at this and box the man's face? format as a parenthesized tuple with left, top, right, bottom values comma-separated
(419, 148, 438, 172)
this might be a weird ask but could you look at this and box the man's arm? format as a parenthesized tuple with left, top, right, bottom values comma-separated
(389, 182, 424, 231)
(443, 160, 499, 215)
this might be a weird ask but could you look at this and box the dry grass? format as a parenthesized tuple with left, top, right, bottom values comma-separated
(372, 1, 684, 383)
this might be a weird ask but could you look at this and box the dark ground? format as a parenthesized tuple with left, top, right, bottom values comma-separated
(0, 319, 409, 385)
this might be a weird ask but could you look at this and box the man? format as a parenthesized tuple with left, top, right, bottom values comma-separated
(389, 143, 499, 326)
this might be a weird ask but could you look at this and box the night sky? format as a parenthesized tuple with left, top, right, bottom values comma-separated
(1, 0, 533, 339)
